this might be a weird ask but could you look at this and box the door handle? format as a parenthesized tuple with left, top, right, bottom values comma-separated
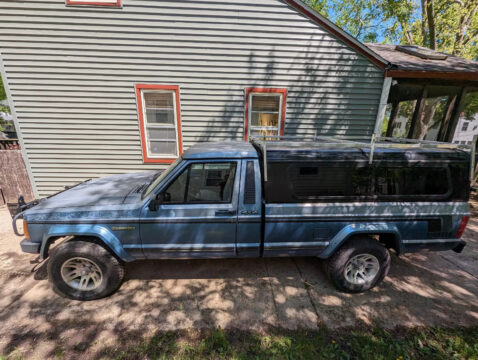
(215, 210, 236, 216)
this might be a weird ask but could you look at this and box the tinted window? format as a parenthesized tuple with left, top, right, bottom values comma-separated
(265, 161, 463, 203)
(375, 167, 450, 198)
(291, 165, 372, 199)
(163, 162, 237, 204)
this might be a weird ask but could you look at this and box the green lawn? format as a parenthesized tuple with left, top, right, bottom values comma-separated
(96, 326, 478, 360)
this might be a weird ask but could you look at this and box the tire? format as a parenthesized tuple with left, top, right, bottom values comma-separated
(326, 236, 391, 293)
(48, 240, 125, 301)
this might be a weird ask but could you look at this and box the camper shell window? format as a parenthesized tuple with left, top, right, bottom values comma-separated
(265, 161, 469, 203)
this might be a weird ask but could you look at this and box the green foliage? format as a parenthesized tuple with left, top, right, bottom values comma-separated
(0, 74, 6, 101)
(463, 91, 478, 120)
(303, 0, 478, 60)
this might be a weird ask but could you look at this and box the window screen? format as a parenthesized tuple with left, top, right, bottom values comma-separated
(163, 162, 237, 204)
(142, 91, 178, 157)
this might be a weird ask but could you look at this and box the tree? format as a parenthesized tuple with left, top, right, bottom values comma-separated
(0, 74, 6, 101)
(304, 0, 478, 60)
(0, 74, 10, 132)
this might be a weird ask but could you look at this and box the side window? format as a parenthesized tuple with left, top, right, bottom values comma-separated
(375, 166, 450, 198)
(163, 162, 237, 204)
(265, 162, 453, 203)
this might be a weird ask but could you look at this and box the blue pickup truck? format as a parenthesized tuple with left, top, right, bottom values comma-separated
(13, 139, 471, 300)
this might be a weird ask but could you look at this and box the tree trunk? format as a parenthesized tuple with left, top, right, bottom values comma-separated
(453, 3, 478, 56)
(426, 0, 437, 49)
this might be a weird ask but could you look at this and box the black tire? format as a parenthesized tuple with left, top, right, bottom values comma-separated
(326, 236, 390, 293)
(48, 240, 125, 301)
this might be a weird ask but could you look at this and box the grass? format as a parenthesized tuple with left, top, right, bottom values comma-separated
(2, 326, 477, 359)
(93, 326, 478, 360)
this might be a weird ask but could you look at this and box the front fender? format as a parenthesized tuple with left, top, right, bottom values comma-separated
(40, 224, 134, 262)
(318, 223, 402, 259)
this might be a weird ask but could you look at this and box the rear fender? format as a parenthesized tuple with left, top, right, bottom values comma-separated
(40, 224, 134, 262)
(318, 223, 402, 259)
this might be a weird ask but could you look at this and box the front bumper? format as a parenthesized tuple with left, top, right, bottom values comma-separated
(20, 239, 41, 254)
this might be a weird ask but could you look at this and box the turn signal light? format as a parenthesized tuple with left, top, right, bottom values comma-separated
(456, 216, 469, 238)
(23, 219, 30, 240)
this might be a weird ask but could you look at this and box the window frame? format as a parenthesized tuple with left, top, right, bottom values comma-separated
(161, 161, 238, 205)
(135, 84, 183, 164)
(65, 0, 121, 6)
(244, 88, 287, 141)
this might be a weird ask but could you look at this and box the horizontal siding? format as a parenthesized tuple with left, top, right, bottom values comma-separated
(0, 0, 384, 196)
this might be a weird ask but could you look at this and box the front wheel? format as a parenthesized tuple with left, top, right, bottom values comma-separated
(48, 240, 125, 300)
(326, 236, 391, 293)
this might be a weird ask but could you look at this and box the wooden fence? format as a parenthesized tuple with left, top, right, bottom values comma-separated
(0, 149, 34, 205)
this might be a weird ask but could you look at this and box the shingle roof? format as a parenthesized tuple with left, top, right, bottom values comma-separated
(365, 43, 478, 81)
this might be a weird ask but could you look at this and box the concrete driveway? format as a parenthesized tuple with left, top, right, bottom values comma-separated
(0, 205, 477, 357)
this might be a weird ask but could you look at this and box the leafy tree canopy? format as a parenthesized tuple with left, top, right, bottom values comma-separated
(304, 0, 478, 60)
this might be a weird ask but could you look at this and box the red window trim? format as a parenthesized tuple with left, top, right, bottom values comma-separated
(135, 84, 183, 164)
(65, 0, 121, 6)
(244, 88, 287, 141)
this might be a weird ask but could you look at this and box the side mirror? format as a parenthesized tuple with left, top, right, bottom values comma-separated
(148, 193, 170, 212)
(148, 198, 158, 212)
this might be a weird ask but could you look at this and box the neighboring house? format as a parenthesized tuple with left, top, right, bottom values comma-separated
(0, 1, 477, 198)
(452, 115, 478, 145)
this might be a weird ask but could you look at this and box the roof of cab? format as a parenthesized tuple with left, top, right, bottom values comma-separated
(182, 141, 258, 160)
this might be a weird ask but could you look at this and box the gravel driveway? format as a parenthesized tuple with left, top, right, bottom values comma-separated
(0, 205, 477, 358)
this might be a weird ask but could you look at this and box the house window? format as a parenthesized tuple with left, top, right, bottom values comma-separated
(135, 84, 183, 163)
(244, 88, 287, 141)
(66, 0, 121, 6)
(462, 122, 469, 131)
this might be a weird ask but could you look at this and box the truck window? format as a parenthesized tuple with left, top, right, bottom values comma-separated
(162, 162, 237, 204)
(374, 166, 451, 198)
(265, 162, 458, 203)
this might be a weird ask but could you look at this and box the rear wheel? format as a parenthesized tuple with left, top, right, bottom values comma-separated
(48, 240, 125, 300)
(326, 236, 390, 293)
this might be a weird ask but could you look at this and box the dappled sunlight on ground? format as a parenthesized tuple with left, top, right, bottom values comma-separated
(0, 206, 477, 358)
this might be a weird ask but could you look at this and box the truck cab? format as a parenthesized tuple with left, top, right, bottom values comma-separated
(14, 138, 471, 300)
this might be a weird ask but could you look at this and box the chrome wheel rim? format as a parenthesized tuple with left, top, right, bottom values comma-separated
(61, 257, 103, 291)
(344, 254, 380, 285)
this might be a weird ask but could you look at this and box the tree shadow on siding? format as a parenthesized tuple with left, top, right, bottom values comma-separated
(194, 35, 382, 144)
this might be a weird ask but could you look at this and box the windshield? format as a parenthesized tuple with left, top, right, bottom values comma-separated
(142, 157, 182, 198)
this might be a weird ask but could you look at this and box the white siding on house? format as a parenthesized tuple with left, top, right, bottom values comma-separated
(0, 0, 384, 196)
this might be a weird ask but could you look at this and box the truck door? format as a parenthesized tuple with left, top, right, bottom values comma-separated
(236, 159, 262, 257)
(140, 160, 241, 258)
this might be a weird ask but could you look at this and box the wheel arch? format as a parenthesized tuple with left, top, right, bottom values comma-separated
(40, 224, 134, 262)
(318, 223, 402, 259)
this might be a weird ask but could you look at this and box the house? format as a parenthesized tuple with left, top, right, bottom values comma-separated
(452, 114, 478, 145)
(367, 44, 478, 142)
(1, 0, 477, 198)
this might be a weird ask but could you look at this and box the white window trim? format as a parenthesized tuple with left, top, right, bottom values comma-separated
(248, 92, 284, 139)
(140, 89, 180, 159)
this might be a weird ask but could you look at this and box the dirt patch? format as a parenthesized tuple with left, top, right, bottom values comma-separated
(0, 206, 477, 358)
(469, 190, 478, 216)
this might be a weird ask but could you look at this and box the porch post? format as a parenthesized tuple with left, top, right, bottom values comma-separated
(373, 77, 392, 136)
